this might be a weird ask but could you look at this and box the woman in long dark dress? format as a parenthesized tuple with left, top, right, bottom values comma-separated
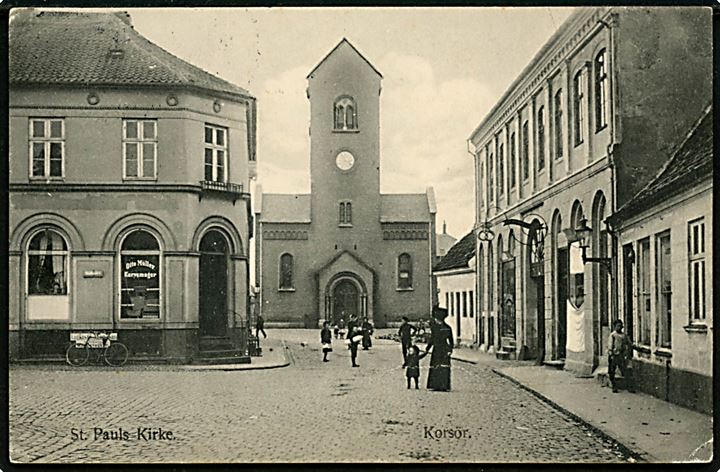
(425, 307, 453, 391)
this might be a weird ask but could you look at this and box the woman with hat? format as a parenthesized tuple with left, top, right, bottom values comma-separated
(425, 305, 454, 391)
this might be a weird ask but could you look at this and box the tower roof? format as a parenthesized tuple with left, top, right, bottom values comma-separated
(306, 38, 383, 79)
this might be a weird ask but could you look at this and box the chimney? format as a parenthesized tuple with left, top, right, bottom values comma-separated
(442, 220, 447, 234)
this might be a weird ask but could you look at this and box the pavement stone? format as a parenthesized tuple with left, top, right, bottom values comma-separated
(9, 329, 645, 464)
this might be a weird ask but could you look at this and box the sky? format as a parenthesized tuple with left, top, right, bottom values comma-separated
(125, 7, 575, 240)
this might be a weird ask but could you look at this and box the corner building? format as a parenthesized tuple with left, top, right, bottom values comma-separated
(256, 40, 436, 328)
(468, 8, 711, 375)
(9, 11, 257, 362)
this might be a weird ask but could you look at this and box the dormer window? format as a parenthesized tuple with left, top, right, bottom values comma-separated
(333, 96, 358, 131)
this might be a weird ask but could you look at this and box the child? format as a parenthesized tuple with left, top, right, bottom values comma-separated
(405, 344, 428, 389)
(320, 322, 333, 362)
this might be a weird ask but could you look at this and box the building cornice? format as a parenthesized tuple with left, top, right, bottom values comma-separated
(469, 7, 612, 146)
(9, 182, 252, 201)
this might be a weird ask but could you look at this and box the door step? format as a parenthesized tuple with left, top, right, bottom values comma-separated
(199, 336, 235, 351)
(543, 359, 565, 369)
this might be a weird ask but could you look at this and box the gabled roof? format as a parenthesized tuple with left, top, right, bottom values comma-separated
(433, 231, 475, 273)
(9, 10, 252, 99)
(306, 38, 383, 79)
(380, 193, 432, 223)
(610, 105, 713, 223)
(257, 194, 311, 223)
(316, 250, 375, 278)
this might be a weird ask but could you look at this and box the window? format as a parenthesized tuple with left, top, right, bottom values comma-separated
(509, 132, 517, 188)
(656, 232, 672, 349)
(333, 96, 358, 131)
(573, 70, 585, 146)
(569, 241, 585, 309)
(456, 292, 462, 318)
(204, 124, 228, 182)
(279, 253, 294, 290)
(522, 121, 529, 181)
(445, 292, 450, 311)
(469, 290, 474, 318)
(462, 291, 468, 317)
(449, 291, 454, 316)
(554, 90, 563, 158)
(120, 230, 161, 319)
(29, 118, 64, 178)
(398, 253, 413, 289)
(638, 238, 651, 345)
(498, 143, 505, 195)
(339, 201, 352, 226)
(595, 49, 608, 131)
(488, 149, 494, 203)
(27, 230, 68, 295)
(688, 219, 706, 322)
(123, 120, 157, 179)
(537, 106, 545, 171)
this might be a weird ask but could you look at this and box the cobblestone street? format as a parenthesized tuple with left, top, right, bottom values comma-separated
(10, 331, 635, 464)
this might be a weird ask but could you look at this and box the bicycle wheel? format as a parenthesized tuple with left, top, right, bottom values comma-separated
(66, 343, 89, 366)
(104, 342, 129, 367)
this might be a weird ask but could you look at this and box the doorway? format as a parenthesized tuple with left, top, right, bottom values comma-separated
(199, 231, 228, 336)
(501, 260, 516, 339)
(556, 247, 568, 359)
(332, 279, 359, 324)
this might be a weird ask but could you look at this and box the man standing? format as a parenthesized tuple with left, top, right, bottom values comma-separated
(255, 314, 267, 339)
(398, 316, 416, 367)
(607, 319, 634, 393)
(346, 314, 361, 367)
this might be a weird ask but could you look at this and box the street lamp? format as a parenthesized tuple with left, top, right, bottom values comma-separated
(574, 217, 611, 268)
(476, 220, 495, 242)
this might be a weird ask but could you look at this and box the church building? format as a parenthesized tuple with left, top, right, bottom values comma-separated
(255, 39, 437, 328)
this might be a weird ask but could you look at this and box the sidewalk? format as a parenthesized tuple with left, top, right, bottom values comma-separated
(493, 364, 713, 463)
(180, 337, 290, 371)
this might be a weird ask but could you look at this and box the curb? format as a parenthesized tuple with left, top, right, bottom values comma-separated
(451, 354, 478, 365)
(491, 367, 649, 463)
(180, 340, 292, 371)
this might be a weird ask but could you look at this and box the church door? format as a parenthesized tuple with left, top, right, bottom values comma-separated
(333, 280, 359, 324)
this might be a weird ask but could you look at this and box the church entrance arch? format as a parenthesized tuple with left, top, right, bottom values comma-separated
(325, 272, 368, 324)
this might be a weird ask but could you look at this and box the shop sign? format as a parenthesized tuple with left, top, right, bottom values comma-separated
(123, 259, 158, 280)
(83, 270, 105, 278)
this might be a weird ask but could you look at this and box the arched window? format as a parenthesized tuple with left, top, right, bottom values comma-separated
(569, 202, 585, 309)
(498, 142, 505, 196)
(397, 253, 413, 289)
(120, 229, 161, 319)
(488, 148, 494, 203)
(595, 49, 608, 131)
(339, 201, 352, 226)
(279, 253, 294, 290)
(509, 131, 517, 188)
(537, 106, 545, 171)
(333, 96, 357, 131)
(27, 229, 68, 295)
(522, 121, 530, 181)
(554, 89, 564, 159)
(573, 70, 585, 146)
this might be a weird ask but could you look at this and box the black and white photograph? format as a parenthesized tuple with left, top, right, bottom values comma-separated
(5, 5, 714, 465)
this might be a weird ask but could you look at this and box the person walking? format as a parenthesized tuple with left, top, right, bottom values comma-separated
(608, 319, 634, 393)
(425, 306, 453, 391)
(361, 317, 374, 350)
(405, 344, 428, 389)
(398, 316, 417, 367)
(321, 321, 333, 362)
(255, 314, 267, 339)
(346, 314, 361, 367)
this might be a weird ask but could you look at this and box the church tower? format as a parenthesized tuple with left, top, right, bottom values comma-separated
(307, 39, 383, 243)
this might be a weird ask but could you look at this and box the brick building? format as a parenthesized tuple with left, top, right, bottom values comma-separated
(468, 7, 711, 375)
(255, 39, 436, 328)
(9, 11, 257, 362)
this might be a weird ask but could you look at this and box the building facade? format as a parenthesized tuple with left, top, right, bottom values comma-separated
(255, 40, 436, 328)
(468, 8, 711, 375)
(608, 107, 712, 413)
(9, 11, 257, 362)
(434, 232, 477, 346)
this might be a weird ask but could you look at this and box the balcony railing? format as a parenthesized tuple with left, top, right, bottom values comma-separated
(199, 180, 244, 204)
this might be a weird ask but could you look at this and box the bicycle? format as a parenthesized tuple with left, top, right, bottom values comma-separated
(66, 332, 129, 367)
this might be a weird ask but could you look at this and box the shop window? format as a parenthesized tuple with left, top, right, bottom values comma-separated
(123, 119, 157, 179)
(333, 96, 358, 131)
(120, 230, 161, 319)
(537, 106, 545, 171)
(204, 124, 228, 182)
(28, 229, 68, 295)
(688, 218, 706, 323)
(573, 70, 585, 146)
(339, 201, 352, 226)
(279, 253, 294, 290)
(637, 238, 651, 346)
(656, 232, 672, 349)
(398, 253, 413, 289)
(595, 49, 608, 132)
(554, 90, 563, 159)
(30, 118, 64, 178)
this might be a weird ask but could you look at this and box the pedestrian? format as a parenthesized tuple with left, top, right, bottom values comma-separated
(425, 306, 453, 391)
(398, 316, 417, 367)
(338, 318, 346, 339)
(333, 322, 340, 339)
(405, 344, 428, 389)
(346, 314, 362, 367)
(361, 317, 374, 350)
(321, 321, 333, 362)
(608, 319, 634, 393)
(255, 314, 267, 339)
